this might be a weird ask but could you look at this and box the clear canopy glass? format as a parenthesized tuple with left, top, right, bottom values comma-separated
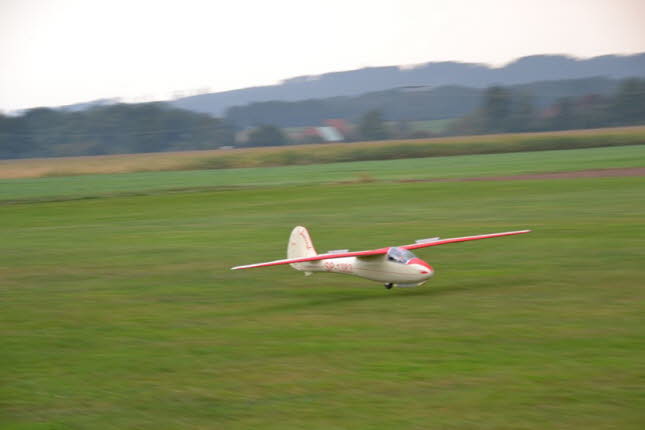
(386, 247, 417, 264)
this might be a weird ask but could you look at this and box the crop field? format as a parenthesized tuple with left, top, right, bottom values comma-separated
(2, 146, 645, 429)
(1, 126, 644, 179)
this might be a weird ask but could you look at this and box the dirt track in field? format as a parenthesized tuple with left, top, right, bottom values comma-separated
(397, 167, 645, 183)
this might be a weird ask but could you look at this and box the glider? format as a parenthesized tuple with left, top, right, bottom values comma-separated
(232, 226, 531, 289)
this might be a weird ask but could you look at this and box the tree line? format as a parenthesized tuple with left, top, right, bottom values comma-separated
(330, 77, 645, 142)
(1, 78, 644, 159)
(0, 103, 234, 159)
(449, 77, 645, 135)
(192, 77, 645, 148)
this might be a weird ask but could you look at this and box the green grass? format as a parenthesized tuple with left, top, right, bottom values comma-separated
(2, 144, 645, 202)
(1, 154, 644, 428)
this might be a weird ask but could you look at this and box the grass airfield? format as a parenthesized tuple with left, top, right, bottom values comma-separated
(2, 144, 645, 202)
(2, 146, 645, 429)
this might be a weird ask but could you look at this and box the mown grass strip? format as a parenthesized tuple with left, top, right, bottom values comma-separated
(2, 144, 645, 203)
(0, 145, 645, 202)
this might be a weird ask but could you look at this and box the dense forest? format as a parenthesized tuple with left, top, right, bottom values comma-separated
(0, 103, 234, 159)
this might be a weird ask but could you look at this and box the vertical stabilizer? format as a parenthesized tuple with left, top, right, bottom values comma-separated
(288, 226, 317, 271)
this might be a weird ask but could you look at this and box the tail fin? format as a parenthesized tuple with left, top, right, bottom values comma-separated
(288, 226, 317, 271)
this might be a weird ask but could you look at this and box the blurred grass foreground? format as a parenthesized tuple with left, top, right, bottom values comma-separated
(2, 140, 645, 428)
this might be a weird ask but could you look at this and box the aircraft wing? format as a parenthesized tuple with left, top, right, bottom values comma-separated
(231, 229, 531, 270)
(401, 230, 531, 251)
(231, 248, 389, 270)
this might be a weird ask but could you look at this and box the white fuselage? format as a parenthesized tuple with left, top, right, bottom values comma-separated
(292, 254, 434, 286)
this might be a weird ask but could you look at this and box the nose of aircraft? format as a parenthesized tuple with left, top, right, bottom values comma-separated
(408, 258, 434, 278)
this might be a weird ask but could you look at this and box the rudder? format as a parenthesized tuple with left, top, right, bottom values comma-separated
(288, 226, 317, 271)
(288, 226, 317, 259)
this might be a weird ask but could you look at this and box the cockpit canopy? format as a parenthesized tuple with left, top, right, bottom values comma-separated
(386, 247, 417, 264)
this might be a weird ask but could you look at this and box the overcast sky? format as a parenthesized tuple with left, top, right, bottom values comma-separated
(1, 0, 644, 112)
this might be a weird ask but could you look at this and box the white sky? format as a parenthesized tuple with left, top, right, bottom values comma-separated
(1, 0, 644, 112)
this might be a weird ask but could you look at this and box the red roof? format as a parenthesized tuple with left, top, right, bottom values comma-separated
(324, 119, 351, 135)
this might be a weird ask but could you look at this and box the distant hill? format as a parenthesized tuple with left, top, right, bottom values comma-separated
(170, 53, 645, 116)
(225, 77, 621, 128)
(57, 98, 120, 112)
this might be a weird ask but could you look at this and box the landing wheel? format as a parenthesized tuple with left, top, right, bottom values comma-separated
(385, 283, 394, 290)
